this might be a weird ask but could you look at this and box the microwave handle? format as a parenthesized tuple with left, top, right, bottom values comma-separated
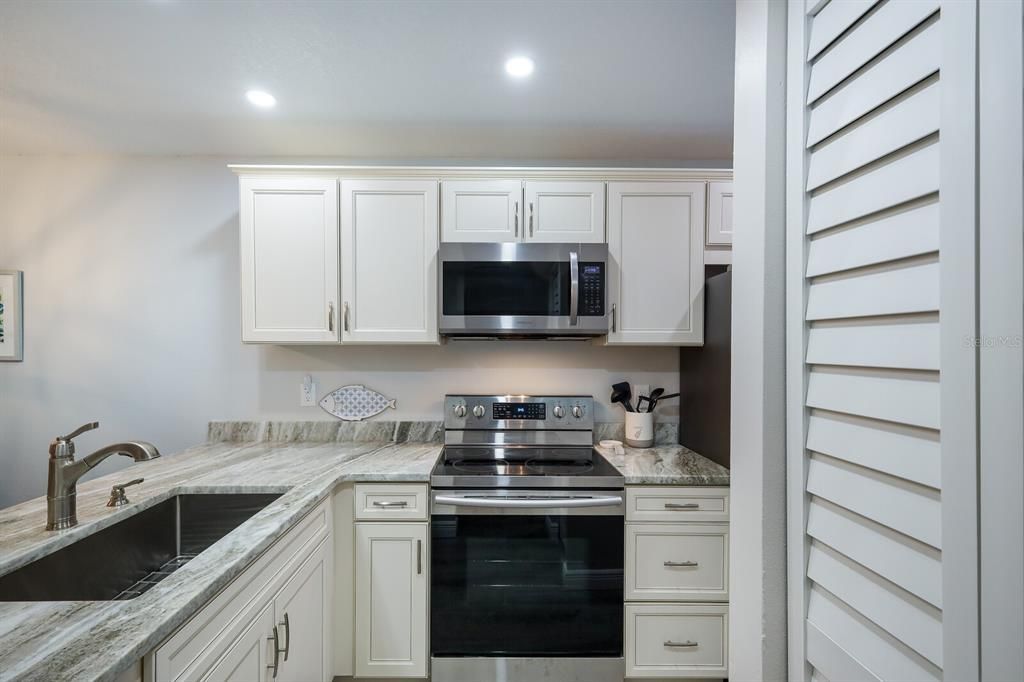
(569, 250, 579, 326)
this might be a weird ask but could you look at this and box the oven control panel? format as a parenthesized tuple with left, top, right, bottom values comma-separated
(445, 395, 594, 430)
(493, 402, 546, 420)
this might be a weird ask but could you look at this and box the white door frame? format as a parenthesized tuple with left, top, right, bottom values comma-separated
(729, 0, 789, 679)
(978, 0, 1024, 678)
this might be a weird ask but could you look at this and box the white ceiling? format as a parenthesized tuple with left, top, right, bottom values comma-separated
(0, 0, 735, 162)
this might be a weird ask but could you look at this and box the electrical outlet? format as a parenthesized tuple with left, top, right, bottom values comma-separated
(300, 375, 318, 407)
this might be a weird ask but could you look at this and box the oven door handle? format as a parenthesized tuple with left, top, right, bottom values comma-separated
(433, 494, 623, 509)
(569, 249, 579, 326)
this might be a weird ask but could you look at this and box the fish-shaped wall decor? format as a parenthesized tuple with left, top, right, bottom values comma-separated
(319, 384, 397, 421)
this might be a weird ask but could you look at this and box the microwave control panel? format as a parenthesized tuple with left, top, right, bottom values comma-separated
(580, 263, 605, 316)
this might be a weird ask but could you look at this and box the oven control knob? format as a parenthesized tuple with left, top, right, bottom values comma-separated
(472, 405, 486, 419)
(553, 405, 565, 419)
(572, 405, 584, 419)
(453, 404, 467, 418)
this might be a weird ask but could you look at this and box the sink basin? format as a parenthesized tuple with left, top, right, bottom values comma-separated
(0, 493, 281, 601)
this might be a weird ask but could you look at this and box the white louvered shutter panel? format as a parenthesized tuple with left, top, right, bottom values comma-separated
(787, 1, 979, 681)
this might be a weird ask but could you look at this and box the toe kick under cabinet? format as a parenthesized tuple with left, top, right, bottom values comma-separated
(624, 486, 729, 679)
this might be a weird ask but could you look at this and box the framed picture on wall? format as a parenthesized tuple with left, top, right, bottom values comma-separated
(0, 270, 24, 362)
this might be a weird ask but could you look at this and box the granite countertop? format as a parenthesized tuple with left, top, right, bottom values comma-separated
(597, 443, 730, 486)
(0, 425, 727, 682)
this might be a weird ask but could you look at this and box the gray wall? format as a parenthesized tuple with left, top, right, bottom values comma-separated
(0, 155, 680, 508)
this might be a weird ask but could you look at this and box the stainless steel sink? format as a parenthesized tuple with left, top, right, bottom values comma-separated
(0, 493, 281, 601)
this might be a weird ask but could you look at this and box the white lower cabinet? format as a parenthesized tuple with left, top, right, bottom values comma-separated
(274, 541, 331, 682)
(354, 522, 429, 678)
(146, 500, 332, 682)
(625, 486, 729, 679)
(625, 603, 729, 679)
(200, 602, 275, 682)
(625, 523, 729, 602)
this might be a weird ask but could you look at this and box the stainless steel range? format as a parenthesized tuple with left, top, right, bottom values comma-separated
(430, 395, 625, 682)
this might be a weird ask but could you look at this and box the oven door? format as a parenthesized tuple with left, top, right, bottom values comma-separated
(439, 243, 608, 336)
(430, 490, 624, 658)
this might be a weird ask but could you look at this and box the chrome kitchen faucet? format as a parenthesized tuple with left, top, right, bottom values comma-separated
(46, 422, 160, 530)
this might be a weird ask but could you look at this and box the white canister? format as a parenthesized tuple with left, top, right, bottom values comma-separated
(624, 412, 655, 448)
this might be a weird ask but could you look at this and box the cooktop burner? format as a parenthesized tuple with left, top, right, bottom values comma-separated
(450, 460, 514, 475)
(525, 458, 594, 475)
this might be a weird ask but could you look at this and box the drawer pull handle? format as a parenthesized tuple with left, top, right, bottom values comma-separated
(664, 560, 699, 567)
(373, 500, 408, 508)
(664, 502, 700, 510)
(664, 640, 699, 648)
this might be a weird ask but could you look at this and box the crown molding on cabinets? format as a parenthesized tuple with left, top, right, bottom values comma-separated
(228, 164, 734, 182)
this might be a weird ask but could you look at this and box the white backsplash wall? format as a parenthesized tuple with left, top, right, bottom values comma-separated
(0, 155, 679, 508)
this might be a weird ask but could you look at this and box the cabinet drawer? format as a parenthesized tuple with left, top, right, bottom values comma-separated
(354, 484, 428, 521)
(626, 487, 729, 523)
(625, 603, 728, 678)
(626, 523, 728, 602)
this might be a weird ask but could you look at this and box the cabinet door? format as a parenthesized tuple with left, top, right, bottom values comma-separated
(239, 177, 339, 343)
(276, 540, 330, 682)
(200, 601, 273, 682)
(706, 181, 733, 246)
(355, 523, 428, 678)
(607, 182, 705, 345)
(441, 180, 521, 242)
(341, 180, 439, 344)
(524, 181, 605, 243)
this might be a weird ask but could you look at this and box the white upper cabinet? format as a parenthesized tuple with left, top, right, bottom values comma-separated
(442, 179, 605, 243)
(240, 177, 339, 343)
(340, 180, 439, 344)
(706, 181, 734, 246)
(523, 181, 605, 243)
(441, 180, 521, 242)
(607, 181, 705, 346)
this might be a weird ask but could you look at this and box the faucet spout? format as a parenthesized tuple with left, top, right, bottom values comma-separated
(81, 442, 161, 469)
(45, 423, 161, 530)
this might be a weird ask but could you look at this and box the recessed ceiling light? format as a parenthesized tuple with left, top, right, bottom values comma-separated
(246, 90, 277, 108)
(504, 56, 535, 78)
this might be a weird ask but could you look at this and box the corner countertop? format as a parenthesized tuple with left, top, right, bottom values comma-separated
(0, 434, 727, 682)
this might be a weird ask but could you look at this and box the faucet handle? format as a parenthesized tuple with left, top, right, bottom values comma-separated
(107, 478, 144, 507)
(60, 422, 100, 442)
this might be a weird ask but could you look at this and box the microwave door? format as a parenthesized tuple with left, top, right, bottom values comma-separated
(438, 243, 609, 337)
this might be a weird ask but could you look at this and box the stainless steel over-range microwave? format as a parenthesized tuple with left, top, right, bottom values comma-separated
(439, 243, 609, 337)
